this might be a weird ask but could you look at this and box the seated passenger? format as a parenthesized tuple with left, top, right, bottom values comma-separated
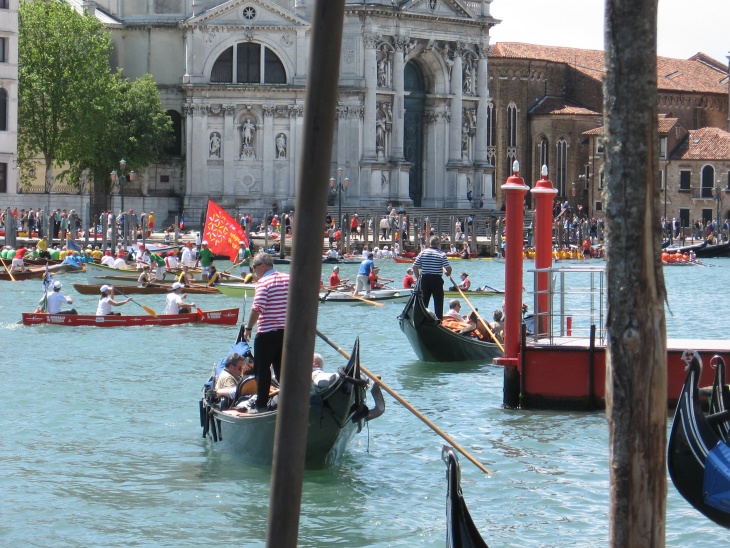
(164, 282, 195, 314)
(311, 353, 337, 391)
(449, 272, 470, 292)
(42, 280, 77, 315)
(207, 265, 229, 286)
(96, 285, 131, 316)
(489, 309, 505, 342)
(214, 352, 254, 400)
(137, 265, 152, 287)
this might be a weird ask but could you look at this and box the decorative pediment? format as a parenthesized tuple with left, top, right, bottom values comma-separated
(399, 0, 477, 21)
(183, 0, 310, 29)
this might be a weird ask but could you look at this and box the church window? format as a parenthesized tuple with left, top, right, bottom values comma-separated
(486, 103, 496, 147)
(211, 43, 286, 84)
(0, 38, 6, 63)
(0, 162, 6, 193)
(538, 137, 549, 172)
(507, 103, 517, 147)
(0, 1, 8, 9)
(166, 110, 182, 157)
(242, 6, 256, 20)
(556, 138, 567, 195)
(0, 89, 7, 131)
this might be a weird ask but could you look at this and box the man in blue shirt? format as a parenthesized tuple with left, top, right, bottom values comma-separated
(353, 251, 374, 297)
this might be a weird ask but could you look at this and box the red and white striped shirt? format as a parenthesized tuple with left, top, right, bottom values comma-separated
(251, 269, 289, 333)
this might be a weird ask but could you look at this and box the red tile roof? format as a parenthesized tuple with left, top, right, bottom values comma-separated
(530, 96, 600, 116)
(489, 43, 728, 95)
(674, 128, 730, 160)
(583, 116, 681, 136)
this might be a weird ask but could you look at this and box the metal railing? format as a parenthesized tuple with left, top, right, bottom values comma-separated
(528, 265, 606, 345)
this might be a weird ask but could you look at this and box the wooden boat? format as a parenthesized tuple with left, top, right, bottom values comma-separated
(0, 263, 66, 281)
(398, 291, 503, 362)
(72, 283, 220, 296)
(21, 307, 239, 327)
(199, 334, 385, 468)
(442, 446, 488, 548)
(319, 288, 412, 304)
(668, 350, 730, 528)
(393, 256, 414, 264)
(695, 241, 730, 258)
(443, 287, 504, 298)
(86, 262, 204, 286)
(214, 282, 258, 298)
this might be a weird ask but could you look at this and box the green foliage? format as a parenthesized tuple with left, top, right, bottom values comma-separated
(17, 1, 173, 195)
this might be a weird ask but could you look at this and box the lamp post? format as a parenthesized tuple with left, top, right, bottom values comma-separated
(329, 167, 349, 230)
(713, 182, 723, 240)
(110, 159, 135, 244)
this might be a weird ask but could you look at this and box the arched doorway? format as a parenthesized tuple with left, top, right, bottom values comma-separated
(404, 62, 426, 206)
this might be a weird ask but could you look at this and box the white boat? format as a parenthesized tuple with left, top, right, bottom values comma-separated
(319, 288, 412, 304)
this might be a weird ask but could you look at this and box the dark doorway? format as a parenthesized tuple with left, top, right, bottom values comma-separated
(404, 62, 425, 206)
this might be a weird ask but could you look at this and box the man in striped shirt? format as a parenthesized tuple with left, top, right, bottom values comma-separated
(243, 252, 290, 413)
(413, 236, 452, 321)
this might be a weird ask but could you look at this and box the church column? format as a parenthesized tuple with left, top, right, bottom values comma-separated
(392, 38, 406, 161)
(474, 50, 489, 164)
(263, 106, 275, 197)
(183, 103, 194, 196)
(363, 34, 379, 160)
(223, 105, 236, 194)
(448, 48, 464, 163)
(191, 105, 208, 196)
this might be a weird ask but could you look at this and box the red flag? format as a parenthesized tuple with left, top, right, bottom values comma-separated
(203, 200, 249, 261)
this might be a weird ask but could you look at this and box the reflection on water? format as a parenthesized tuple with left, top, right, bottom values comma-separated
(0, 258, 727, 545)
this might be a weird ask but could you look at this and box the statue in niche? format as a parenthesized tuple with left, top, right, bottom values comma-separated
(376, 115, 387, 151)
(377, 58, 388, 87)
(463, 63, 476, 94)
(240, 119, 256, 158)
(461, 123, 470, 157)
(209, 131, 221, 158)
(276, 133, 287, 158)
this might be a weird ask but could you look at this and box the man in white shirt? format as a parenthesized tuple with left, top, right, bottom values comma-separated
(100, 250, 115, 267)
(43, 281, 77, 314)
(164, 282, 194, 314)
(180, 243, 196, 268)
(112, 252, 128, 269)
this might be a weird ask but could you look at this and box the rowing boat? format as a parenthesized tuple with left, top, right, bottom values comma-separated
(0, 263, 66, 281)
(319, 288, 412, 304)
(668, 350, 730, 528)
(86, 262, 204, 286)
(199, 332, 385, 468)
(398, 291, 503, 362)
(72, 283, 220, 296)
(215, 282, 258, 298)
(443, 287, 504, 298)
(21, 307, 239, 327)
(443, 446, 488, 547)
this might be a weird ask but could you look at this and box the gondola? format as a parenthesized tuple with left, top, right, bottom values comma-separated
(398, 291, 503, 362)
(695, 241, 730, 258)
(667, 350, 730, 528)
(72, 283, 220, 295)
(199, 330, 385, 468)
(21, 307, 239, 327)
(442, 446, 488, 547)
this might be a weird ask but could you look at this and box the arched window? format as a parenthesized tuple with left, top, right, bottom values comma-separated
(539, 137, 549, 172)
(506, 103, 517, 147)
(556, 138, 567, 196)
(211, 43, 286, 84)
(0, 89, 7, 131)
(701, 165, 715, 198)
(166, 110, 182, 157)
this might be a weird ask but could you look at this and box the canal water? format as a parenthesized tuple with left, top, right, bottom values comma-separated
(1, 256, 728, 546)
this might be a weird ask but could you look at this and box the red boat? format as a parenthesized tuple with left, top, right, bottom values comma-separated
(21, 307, 239, 327)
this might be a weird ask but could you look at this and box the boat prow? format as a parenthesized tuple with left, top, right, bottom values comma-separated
(443, 446, 489, 547)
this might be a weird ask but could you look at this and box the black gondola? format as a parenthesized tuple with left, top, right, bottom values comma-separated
(668, 351, 730, 528)
(695, 241, 730, 258)
(442, 446, 488, 548)
(200, 329, 385, 468)
(398, 291, 503, 362)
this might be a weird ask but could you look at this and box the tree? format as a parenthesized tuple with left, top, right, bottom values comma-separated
(603, 0, 667, 545)
(18, 1, 173, 210)
(18, 0, 113, 191)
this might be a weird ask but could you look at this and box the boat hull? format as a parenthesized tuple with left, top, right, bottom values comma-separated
(319, 288, 412, 303)
(443, 446, 488, 548)
(398, 292, 503, 362)
(72, 283, 219, 295)
(215, 283, 258, 298)
(1, 263, 66, 281)
(21, 308, 239, 327)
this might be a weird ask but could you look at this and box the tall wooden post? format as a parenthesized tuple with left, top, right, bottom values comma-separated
(604, 1, 667, 545)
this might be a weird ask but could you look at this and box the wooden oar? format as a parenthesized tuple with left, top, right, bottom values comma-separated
(447, 273, 505, 353)
(0, 257, 16, 281)
(114, 288, 157, 316)
(316, 329, 491, 475)
(330, 288, 384, 306)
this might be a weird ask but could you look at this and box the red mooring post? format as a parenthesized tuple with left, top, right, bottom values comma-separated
(494, 161, 529, 408)
(530, 165, 557, 336)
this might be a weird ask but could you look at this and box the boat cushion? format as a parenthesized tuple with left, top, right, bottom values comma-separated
(704, 441, 730, 512)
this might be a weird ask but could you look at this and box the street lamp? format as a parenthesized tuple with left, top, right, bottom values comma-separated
(713, 182, 723, 240)
(329, 167, 350, 230)
(111, 159, 135, 243)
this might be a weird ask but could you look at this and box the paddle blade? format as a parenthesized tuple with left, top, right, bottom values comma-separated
(141, 304, 157, 316)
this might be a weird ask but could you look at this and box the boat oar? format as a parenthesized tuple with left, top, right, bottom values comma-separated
(447, 273, 505, 353)
(1, 257, 16, 281)
(330, 288, 384, 306)
(114, 288, 157, 316)
(316, 329, 491, 475)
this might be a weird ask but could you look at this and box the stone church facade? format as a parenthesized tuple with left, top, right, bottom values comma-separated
(87, 0, 501, 221)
